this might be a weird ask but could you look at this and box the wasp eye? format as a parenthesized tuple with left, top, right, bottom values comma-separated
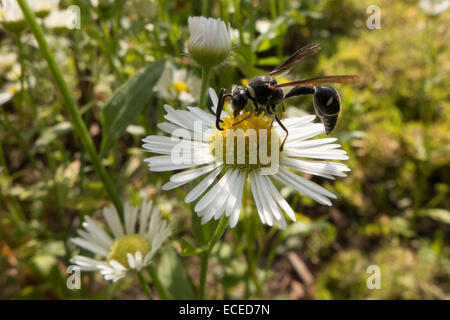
(313, 86, 341, 116)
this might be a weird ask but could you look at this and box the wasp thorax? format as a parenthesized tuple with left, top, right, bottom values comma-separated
(211, 112, 280, 173)
(107, 234, 151, 268)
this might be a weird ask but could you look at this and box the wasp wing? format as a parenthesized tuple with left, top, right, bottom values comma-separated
(268, 43, 321, 77)
(271, 75, 361, 88)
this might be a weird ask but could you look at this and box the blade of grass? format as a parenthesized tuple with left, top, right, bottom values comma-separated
(17, 0, 123, 218)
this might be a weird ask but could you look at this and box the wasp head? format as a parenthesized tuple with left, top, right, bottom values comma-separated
(231, 85, 249, 117)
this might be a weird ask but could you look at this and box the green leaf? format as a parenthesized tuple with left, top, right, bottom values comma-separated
(252, 15, 292, 52)
(418, 209, 450, 224)
(180, 238, 204, 256)
(157, 248, 195, 299)
(31, 121, 73, 154)
(100, 59, 165, 155)
(192, 212, 219, 246)
(282, 220, 329, 238)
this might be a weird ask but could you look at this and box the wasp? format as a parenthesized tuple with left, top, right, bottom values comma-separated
(214, 43, 361, 150)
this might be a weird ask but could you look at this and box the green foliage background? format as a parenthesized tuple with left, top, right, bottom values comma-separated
(0, 0, 449, 299)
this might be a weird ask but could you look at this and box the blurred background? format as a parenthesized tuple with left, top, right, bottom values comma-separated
(0, 0, 449, 299)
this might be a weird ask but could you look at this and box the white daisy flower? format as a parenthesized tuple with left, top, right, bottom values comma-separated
(0, 0, 59, 32)
(43, 9, 73, 29)
(0, 0, 26, 32)
(29, 0, 59, 18)
(0, 82, 20, 106)
(419, 0, 450, 15)
(154, 62, 201, 105)
(142, 89, 350, 229)
(0, 51, 17, 74)
(187, 16, 231, 69)
(90, 0, 114, 8)
(70, 200, 171, 282)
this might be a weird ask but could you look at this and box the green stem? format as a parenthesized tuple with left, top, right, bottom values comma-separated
(147, 265, 171, 300)
(15, 34, 25, 118)
(199, 216, 229, 299)
(198, 67, 211, 110)
(17, 0, 123, 218)
(136, 271, 153, 299)
(0, 141, 26, 223)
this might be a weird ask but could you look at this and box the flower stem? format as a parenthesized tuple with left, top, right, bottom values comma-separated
(136, 271, 153, 299)
(198, 67, 211, 110)
(17, 0, 124, 218)
(147, 265, 171, 300)
(199, 216, 229, 299)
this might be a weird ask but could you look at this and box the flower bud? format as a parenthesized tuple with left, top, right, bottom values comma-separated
(187, 16, 231, 69)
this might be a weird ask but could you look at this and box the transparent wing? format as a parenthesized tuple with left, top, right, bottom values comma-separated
(268, 43, 321, 77)
(271, 75, 362, 88)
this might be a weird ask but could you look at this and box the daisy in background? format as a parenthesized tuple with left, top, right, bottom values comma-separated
(154, 61, 201, 105)
(0, 0, 26, 32)
(29, 0, 59, 18)
(419, 0, 450, 15)
(70, 200, 171, 282)
(0, 0, 59, 33)
(142, 89, 350, 229)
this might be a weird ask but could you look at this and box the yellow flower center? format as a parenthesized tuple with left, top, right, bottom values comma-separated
(107, 234, 150, 268)
(211, 112, 280, 173)
(171, 81, 188, 93)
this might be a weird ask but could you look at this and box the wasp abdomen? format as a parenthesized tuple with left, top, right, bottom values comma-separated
(313, 85, 341, 135)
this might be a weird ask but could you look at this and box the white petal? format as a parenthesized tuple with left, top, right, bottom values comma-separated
(170, 162, 222, 184)
(249, 173, 266, 225)
(199, 169, 238, 224)
(124, 203, 138, 235)
(284, 137, 337, 149)
(195, 169, 234, 212)
(71, 237, 109, 257)
(256, 174, 282, 222)
(282, 156, 349, 179)
(277, 115, 316, 129)
(262, 175, 296, 221)
(139, 200, 152, 235)
(209, 88, 218, 112)
(103, 205, 124, 238)
(185, 166, 223, 203)
(127, 253, 135, 269)
(83, 216, 113, 248)
(70, 255, 104, 271)
(144, 154, 215, 172)
(187, 106, 216, 126)
(274, 167, 332, 206)
(229, 171, 246, 228)
(251, 172, 273, 226)
(135, 251, 143, 270)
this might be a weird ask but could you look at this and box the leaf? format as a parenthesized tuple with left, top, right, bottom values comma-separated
(100, 59, 165, 155)
(252, 15, 292, 52)
(418, 209, 450, 224)
(31, 121, 73, 154)
(191, 212, 219, 246)
(180, 238, 204, 256)
(282, 220, 329, 238)
(157, 248, 195, 299)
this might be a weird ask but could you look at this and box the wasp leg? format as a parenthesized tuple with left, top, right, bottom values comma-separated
(233, 110, 254, 126)
(284, 86, 316, 100)
(216, 88, 232, 130)
(249, 97, 260, 113)
(274, 114, 288, 151)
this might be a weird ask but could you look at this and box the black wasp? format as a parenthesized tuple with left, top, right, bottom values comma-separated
(215, 43, 361, 150)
